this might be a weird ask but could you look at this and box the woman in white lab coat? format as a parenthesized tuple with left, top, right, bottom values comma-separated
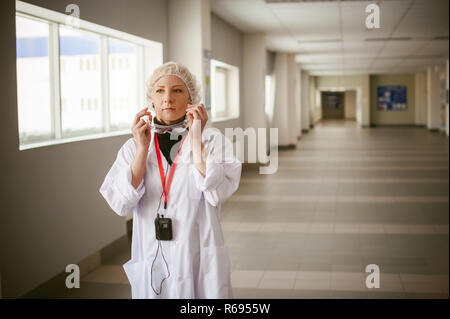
(99, 61, 241, 299)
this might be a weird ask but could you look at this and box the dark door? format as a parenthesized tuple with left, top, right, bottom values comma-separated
(322, 92, 345, 119)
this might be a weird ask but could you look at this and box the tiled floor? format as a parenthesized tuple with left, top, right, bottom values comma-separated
(225, 121, 448, 299)
(40, 120, 450, 299)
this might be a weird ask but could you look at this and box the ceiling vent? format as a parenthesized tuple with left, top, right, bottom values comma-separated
(365, 37, 412, 41)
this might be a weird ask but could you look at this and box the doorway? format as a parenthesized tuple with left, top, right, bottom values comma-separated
(322, 92, 345, 119)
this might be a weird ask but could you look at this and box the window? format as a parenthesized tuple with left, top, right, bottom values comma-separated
(265, 75, 274, 122)
(214, 67, 227, 118)
(60, 26, 102, 137)
(15, 1, 162, 150)
(211, 59, 239, 122)
(16, 15, 52, 144)
(108, 38, 139, 131)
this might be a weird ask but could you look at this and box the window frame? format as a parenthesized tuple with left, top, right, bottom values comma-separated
(16, 0, 162, 150)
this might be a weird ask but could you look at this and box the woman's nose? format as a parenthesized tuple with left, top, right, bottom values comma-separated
(163, 91, 173, 103)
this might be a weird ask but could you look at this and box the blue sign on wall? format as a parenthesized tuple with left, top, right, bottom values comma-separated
(377, 86, 407, 111)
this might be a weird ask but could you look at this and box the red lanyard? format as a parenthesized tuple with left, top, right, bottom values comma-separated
(154, 132, 188, 209)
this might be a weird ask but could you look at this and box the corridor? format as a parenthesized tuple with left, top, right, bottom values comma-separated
(224, 120, 449, 298)
(38, 121, 449, 299)
(3, 0, 449, 301)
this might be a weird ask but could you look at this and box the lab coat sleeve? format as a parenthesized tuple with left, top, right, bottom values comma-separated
(99, 138, 146, 217)
(192, 131, 242, 207)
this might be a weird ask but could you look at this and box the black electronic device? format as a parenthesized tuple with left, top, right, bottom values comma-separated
(154, 214, 173, 241)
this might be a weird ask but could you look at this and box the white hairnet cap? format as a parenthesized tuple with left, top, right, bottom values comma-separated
(146, 61, 202, 106)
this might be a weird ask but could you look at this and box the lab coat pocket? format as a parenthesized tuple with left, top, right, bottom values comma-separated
(171, 241, 196, 298)
(123, 259, 150, 299)
(199, 245, 232, 299)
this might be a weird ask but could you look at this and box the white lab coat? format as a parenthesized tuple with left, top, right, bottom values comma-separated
(99, 127, 241, 299)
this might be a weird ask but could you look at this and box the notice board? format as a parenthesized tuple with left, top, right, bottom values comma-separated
(377, 86, 407, 111)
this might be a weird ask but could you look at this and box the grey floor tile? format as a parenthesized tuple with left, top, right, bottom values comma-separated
(290, 290, 332, 299)
(60, 282, 131, 299)
(330, 291, 370, 299)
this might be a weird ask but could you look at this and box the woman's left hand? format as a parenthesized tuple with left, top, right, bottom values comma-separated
(186, 104, 208, 139)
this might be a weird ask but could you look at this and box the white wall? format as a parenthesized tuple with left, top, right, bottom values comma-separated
(314, 87, 322, 123)
(168, 0, 206, 98)
(344, 90, 356, 119)
(272, 53, 289, 145)
(427, 63, 446, 130)
(242, 33, 267, 158)
(301, 70, 310, 131)
(446, 59, 449, 136)
(415, 70, 428, 126)
(296, 65, 302, 136)
(272, 53, 302, 146)
(210, 12, 243, 132)
(309, 76, 317, 126)
(288, 55, 300, 143)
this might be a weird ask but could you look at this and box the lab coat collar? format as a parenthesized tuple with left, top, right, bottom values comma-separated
(147, 128, 192, 166)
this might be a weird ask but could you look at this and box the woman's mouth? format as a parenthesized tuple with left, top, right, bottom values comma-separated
(163, 107, 176, 111)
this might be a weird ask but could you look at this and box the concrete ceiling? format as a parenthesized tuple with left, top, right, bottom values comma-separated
(211, 0, 449, 75)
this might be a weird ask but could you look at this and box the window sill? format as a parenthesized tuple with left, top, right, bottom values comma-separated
(211, 116, 240, 123)
(19, 129, 131, 151)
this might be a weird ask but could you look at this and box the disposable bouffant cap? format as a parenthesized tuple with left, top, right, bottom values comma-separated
(146, 61, 202, 106)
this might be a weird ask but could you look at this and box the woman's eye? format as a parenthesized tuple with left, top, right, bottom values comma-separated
(156, 89, 163, 93)
(174, 89, 182, 92)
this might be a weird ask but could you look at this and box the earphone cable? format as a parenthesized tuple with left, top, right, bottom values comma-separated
(150, 159, 171, 295)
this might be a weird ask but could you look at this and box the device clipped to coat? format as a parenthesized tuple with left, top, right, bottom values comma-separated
(155, 214, 173, 241)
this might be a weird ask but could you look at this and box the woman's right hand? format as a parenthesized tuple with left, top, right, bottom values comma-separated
(132, 107, 152, 152)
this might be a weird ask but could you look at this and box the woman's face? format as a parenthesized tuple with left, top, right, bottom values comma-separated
(151, 75, 190, 125)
